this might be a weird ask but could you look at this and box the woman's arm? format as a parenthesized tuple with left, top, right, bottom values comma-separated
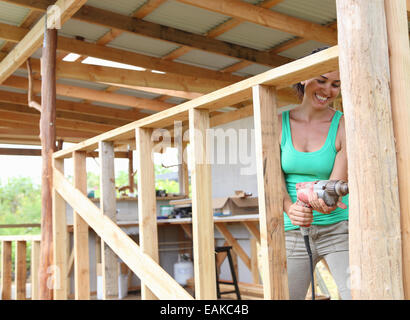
(309, 116, 348, 213)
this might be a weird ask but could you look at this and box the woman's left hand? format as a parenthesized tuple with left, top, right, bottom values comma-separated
(308, 191, 347, 214)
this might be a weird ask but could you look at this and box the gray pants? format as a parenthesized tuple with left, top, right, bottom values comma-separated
(285, 220, 352, 300)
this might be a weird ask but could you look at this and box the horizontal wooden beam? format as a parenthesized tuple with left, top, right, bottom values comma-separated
(2, 75, 173, 112)
(0, 103, 117, 133)
(178, 0, 338, 45)
(2, 0, 292, 67)
(0, 88, 145, 121)
(0, 22, 244, 83)
(0, 0, 87, 84)
(53, 46, 337, 159)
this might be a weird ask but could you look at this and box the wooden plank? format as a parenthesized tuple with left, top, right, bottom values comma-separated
(1, 241, 12, 300)
(0, 89, 145, 122)
(99, 141, 119, 299)
(242, 221, 260, 243)
(250, 238, 260, 284)
(179, 0, 337, 45)
(253, 84, 288, 299)
(135, 127, 159, 300)
(52, 158, 68, 300)
(31, 240, 40, 300)
(73, 151, 90, 300)
(189, 108, 216, 299)
(215, 222, 251, 270)
(0, 0, 87, 84)
(0, 235, 41, 242)
(15, 241, 27, 300)
(2, 75, 173, 112)
(384, 0, 410, 299)
(53, 169, 193, 299)
(52, 46, 338, 159)
(336, 0, 404, 299)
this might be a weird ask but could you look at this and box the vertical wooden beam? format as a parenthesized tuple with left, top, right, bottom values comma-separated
(178, 140, 189, 196)
(128, 150, 135, 194)
(15, 241, 27, 300)
(336, 0, 404, 299)
(52, 158, 68, 299)
(38, 27, 57, 300)
(99, 141, 119, 299)
(135, 127, 159, 300)
(189, 108, 217, 299)
(73, 151, 90, 300)
(252, 84, 288, 299)
(384, 0, 410, 299)
(1, 241, 12, 300)
(31, 240, 40, 300)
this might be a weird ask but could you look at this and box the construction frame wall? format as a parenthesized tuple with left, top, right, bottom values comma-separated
(0, 0, 408, 300)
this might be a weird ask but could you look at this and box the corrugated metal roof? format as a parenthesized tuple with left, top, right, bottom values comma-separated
(90, 101, 134, 111)
(56, 78, 109, 91)
(0, 86, 26, 94)
(115, 87, 161, 100)
(143, 0, 230, 35)
(107, 32, 179, 58)
(59, 19, 110, 42)
(278, 40, 330, 60)
(175, 49, 240, 71)
(86, 0, 145, 16)
(232, 63, 272, 77)
(217, 22, 295, 51)
(0, 1, 30, 26)
(272, 0, 337, 25)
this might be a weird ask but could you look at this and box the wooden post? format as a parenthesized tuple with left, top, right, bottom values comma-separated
(384, 0, 410, 299)
(336, 0, 404, 299)
(135, 127, 159, 300)
(38, 27, 57, 300)
(252, 84, 288, 299)
(189, 108, 217, 299)
(73, 151, 90, 300)
(128, 150, 135, 194)
(15, 241, 27, 300)
(31, 240, 40, 300)
(99, 141, 119, 299)
(52, 158, 68, 299)
(1, 241, 12, 300)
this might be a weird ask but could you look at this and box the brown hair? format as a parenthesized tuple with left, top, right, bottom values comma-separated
(292, 46, 330, 100)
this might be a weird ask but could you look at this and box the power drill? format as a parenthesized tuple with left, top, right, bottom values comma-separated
(295, 180, 349, 300)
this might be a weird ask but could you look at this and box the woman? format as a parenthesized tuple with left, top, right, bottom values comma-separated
(279, 49, 350, 300)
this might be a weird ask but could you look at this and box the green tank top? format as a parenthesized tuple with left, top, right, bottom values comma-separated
(281, 110, 349, 231)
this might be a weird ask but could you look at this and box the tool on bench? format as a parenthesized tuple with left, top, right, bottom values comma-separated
(295, 180, 349, 300)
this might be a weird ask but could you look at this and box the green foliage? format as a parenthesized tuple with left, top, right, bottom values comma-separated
(0, 177, 41, 275)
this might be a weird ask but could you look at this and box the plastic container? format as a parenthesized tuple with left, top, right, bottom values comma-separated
(173, 254, 193, 286)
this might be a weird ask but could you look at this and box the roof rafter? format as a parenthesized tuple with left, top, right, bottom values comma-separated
(178, 0, 338, 45)
(0, 23, 245, 83)
(0, 89, 146, 121)
(1, 0, 292, 67)
(2, 75, 175, 112)
(0, 0, 88, 84)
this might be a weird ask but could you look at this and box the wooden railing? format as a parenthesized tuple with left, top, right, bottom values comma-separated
(52, 46, 339, 300)
(0, 235, 41, 300)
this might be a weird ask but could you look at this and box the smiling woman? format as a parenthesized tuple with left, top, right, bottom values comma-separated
(278, 47, 350, 300)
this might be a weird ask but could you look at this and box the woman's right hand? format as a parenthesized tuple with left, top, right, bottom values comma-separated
(287, 202, 313, 227)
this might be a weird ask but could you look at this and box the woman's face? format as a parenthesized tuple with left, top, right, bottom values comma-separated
(302, 71, 341, 109)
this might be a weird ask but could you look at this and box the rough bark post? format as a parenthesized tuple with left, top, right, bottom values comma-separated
(336, 0, 404, 299)
(38, 27, 57, 300)
(384, 0, 410, 299)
